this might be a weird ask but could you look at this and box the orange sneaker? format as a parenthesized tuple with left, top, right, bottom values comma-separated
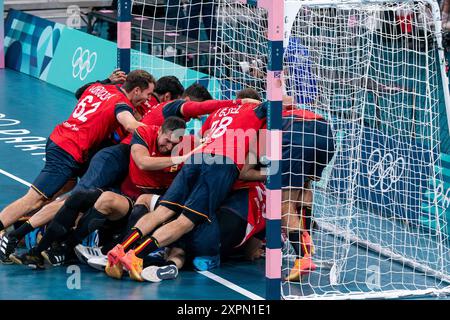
(120, 250, 144, 282)
(105, 244, 126, 279)
(285, 254, 317, 282)
(301, 231, 315, 255)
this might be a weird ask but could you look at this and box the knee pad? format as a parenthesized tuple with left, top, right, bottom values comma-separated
(65, 189, 103, 212)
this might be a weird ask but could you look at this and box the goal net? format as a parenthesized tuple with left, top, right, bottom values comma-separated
(282, 0, 450, 299)
(128, 0, 450, 299)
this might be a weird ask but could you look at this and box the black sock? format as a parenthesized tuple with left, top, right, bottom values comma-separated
(100, 233, 123, 255)
(303, 207, 312, 232)
(9, 221, 35, 241)
(66, 208, 107, 249)
(134, 235, 160, 259)
(126, 204, 149, 230)
(288, 231, 301, 257)
(0, 220, 4, 232)
(165, 260, 177, 267)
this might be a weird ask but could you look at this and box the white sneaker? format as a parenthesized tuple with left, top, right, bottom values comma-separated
(75, 244, 105, 264)
(141, 264, 178, 282)
(87, 256, 109, 271)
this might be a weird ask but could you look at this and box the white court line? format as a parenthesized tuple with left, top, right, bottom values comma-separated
(197, 270, 265, 300)
(0, 167, 264, 300)
(0, 169, 31, 187)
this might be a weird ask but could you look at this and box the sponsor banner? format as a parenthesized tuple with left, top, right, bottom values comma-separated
(46, 28, 117, 92)
(4, 9, 64, 79)
(329, 124, 434, 223)
(4, 10, 119, 91)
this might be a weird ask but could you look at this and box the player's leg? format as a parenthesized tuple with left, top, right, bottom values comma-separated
(281, 120, 318, 281)
(3, 178, 76, 243)
(72, 144, 131, 193)
(0, 197, 67, 263)
(0, 177, 77, 263)
(126, 194, 161, 230)
(44, 191, 132, 267)
(79, 194, 160, 270)
(0, 189, 47, 232)
(282, 188, 317, 282)
(114, 159, 239, 281)
(216, 189, 250, 259)
(10, 189, 103, 268)
(0, 139, 82, 232)
(105, 161, 202, 278)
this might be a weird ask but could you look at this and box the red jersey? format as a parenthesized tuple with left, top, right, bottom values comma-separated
(121, 99, 240, 145)
(231, 180, 266, 247)
(127, 125, 181, 190)
(199, 102, 267, 170)
(50, 84, 134, 163)
(282, 108, 323, 121)
(135, 93, 160, 117)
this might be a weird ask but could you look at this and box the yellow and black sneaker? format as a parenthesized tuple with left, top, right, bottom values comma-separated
(10, 247, 45, 269)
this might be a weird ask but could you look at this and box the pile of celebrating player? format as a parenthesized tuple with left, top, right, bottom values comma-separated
(0, 69, 334, 283)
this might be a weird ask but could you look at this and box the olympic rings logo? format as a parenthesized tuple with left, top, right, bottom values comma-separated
(72, 47, 97, 81)
(367, 149, 405, 192)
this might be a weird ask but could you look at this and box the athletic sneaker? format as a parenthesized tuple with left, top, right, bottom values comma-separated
(141, 264, 178, 283)
(120, 249, 143, 282)
(75, 244, 105, 264)
(0, 233, 18, 264)
(285, 254, 317, 282)
(192, 254, 220, 271)
(87, 256, 109, 271)
(41, 244, 73, 267)
(10, 248, 45, 269)
(105, 244, 126, 279)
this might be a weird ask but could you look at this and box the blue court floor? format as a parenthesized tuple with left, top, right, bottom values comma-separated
(0, 69, 266, 300)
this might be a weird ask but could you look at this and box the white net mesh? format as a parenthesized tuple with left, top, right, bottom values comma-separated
(130, 0, 267, 99)
(282, 0, 450, 299)
(129, 0, 450, 299)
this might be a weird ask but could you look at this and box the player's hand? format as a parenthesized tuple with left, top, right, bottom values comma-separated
(242, 98, 261, 105)
(109, 68, 127, 83)
(282, 95, 294, 109)
(172, 156, 186, 165)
